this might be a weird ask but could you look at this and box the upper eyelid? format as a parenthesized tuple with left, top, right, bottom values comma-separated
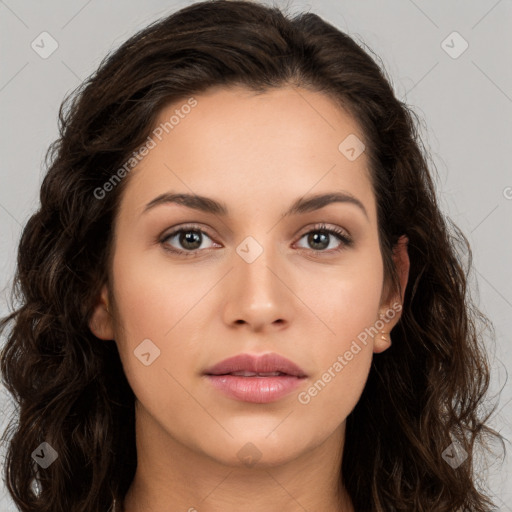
(160, 223, 216, 241)
(161, 222, 350, 235)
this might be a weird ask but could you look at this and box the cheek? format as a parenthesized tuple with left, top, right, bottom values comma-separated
(307, 252, 384, 348)
(295, 253, 382, 419)
(296, 276, 379, 432)
(109, 245, 209, 394)
(111, 246, 203, 340)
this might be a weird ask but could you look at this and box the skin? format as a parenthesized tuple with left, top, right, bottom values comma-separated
(90, 85, 410, 512)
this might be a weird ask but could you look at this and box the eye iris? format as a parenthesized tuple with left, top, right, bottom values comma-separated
(309, 231, 329, 250)
(180, 230, 202, 250)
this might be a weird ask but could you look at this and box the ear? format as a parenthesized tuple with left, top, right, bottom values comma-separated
(374, 235, 410, 354)
(89, 284, 115, 340)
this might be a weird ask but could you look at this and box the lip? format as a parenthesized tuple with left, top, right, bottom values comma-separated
(204, 352, 307, 377)
(203, 352, 308, 404)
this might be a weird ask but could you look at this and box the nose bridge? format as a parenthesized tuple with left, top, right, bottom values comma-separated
(225, 232, 291, 329)
(236, 232, 281, 300)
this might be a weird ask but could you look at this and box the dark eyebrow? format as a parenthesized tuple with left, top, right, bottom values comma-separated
(143, 191, 368, 220)
(283, 192, 368, 220)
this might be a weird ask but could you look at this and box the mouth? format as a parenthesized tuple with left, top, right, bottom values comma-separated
(211, 371, 296, 377)
(203, 353, 307, 403)
(203, 352, 308, 378)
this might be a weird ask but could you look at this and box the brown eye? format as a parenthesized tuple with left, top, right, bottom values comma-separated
(160, 225, 217, 256)
(296, 224, 353, 253)
(176, 230, 203, 250)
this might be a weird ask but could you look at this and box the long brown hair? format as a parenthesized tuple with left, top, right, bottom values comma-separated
(0, 1, 503, 510)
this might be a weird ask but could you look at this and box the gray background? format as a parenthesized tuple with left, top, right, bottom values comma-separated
(1, 0, 511, 509)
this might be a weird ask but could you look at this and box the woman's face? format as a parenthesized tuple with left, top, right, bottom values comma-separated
(91, 85, 408, 468)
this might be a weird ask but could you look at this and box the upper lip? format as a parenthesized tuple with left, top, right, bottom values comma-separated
(203, 352, 307, 377)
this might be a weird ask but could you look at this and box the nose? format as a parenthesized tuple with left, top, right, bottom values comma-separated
(222, 239, 295, 333)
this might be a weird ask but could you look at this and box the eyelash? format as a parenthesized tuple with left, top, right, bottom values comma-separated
(159, 223, 353, 258)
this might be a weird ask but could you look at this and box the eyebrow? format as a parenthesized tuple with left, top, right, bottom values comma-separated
(143, 191, 368, 220)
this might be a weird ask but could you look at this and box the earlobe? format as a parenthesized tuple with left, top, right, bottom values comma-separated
(89, 284, 114, 340)
(373, 330, 392, 354)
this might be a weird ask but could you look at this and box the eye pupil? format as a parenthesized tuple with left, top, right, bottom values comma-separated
(181, 230, 202, 250)
(309, 231, 329, 250)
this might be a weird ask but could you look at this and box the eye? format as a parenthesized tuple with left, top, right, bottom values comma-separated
(159, 222, 353, 257)
(160, 224, 218, 257)
(295, 223, 353, 254)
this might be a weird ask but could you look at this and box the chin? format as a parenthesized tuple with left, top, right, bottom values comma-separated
(200, 433, 308, 469)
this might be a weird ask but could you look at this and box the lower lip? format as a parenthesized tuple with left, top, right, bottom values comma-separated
(205, 375, 305, 403)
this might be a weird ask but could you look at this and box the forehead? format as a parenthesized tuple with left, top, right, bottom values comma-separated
(119, 85, 376, 223)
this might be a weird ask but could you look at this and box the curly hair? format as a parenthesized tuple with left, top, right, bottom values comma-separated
(0, 1, 504, 510)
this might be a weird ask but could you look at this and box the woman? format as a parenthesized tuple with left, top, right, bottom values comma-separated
(0, 1, 503, 510)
